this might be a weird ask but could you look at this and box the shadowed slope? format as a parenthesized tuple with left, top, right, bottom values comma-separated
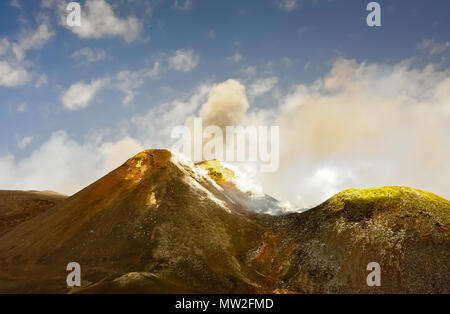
(0, 190, 67, 237)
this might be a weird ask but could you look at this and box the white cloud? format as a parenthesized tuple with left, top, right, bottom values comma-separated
(248, 76, 278, 98)
(115, 61, 161, 105)
(282, 57, 293, 66)
(61, 77, 109, 110)
(241, 66, 257, 78)
(278, 0, 298, 12)
(174, 0, 193, 11)
(35, 73, 48, 88)
(63, 47, 200, 108)
(229, 52, 243, 64)
(61, 57, 165, 109)
(116, 70, 146, 106)
(0, 131, 143, 195)
(17, 136, 33, 150)
(0, 61, 31, 87)
(132, 83, 211, 147)
(12, 24, 54, 62)
(0, 39, 11, 56)
(417, 38, 450, 56)
(0, 23, 54, 87)
(9, 0, 21, 9)
(168, 49, 199, 72)
(71, 47, 107, 63)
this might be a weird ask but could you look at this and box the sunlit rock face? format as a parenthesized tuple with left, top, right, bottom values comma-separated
(0, 150, 448, 294)
(196, 160, 235, 184)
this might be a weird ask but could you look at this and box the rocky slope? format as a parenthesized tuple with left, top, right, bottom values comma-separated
(0, 150, 267, 293)
(0, 150, 448, 293)
(0, 190, 67, 237)
(268, 187, 450, 293)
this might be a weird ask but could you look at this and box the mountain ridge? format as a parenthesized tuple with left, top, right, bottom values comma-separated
(0, 149, 448, 293)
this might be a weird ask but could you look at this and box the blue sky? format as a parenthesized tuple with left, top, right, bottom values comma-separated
(1, 0, 449, 206)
